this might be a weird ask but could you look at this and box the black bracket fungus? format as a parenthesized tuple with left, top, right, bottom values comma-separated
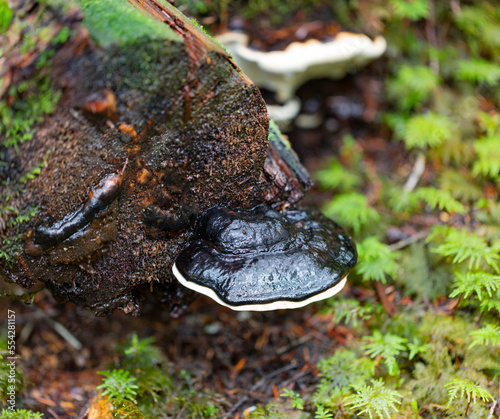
(173, 205, 357, 311)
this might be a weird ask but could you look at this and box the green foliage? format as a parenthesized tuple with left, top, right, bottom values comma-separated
(414, 187, 466, 214)
(449, 271, 500, 301)
(455, 5, 492, 39)
(402, 113, 453, 149)
(0, 0, 12, 33)
(437, 169, 482, 202)
(326, 299, 373, 328)
(407, 338, 430, 361)
(314, 405, 334, 419)
(456, 59, 500, 86)
(0, 205, 38, 267)
(472, 134, 500, 178)
(478, 292, 500, 314)
(430, 227, 500, 271)
(279, 388, 304, 410)
(314, 349, 375, 408)
(0, 337, 25, 407)
(395, 242, 452, 300)
(92, 334, 225, 418)
(108, 399, 144, 419)
(323, 193, 380, 234)
(469, 323, 500, 348)
(315, 160, 362, 191)
(123, 334, 163, 366)
(346, 379, 402, 419)
(19, 165, 43, 184)
(246, 403, 288, 419)
(385, 185, 420, 213)
(386, 65, 440, 111)
(389, 0, 429, 21)
(300, 0, 500, 417)
(356, 238, 399, 283)
(444, 378, 494, 406)
(0, 410, 43, 419)
(0, 235, 23, 267)
(477, 111, 500, 136)
(0, 77, 60, 149)
(96, 369, 139, 401)
(362, 331, 408, 376)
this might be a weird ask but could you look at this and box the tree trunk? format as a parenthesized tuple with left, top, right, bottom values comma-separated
(0, 0, 311, 315)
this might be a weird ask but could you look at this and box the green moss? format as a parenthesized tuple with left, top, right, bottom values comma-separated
(0, 410, 42, 419)
(0, 77, 60, 149)
(0, 206, 38, 267)
(77, 0, 180, 47)
(0, 0, 12, 33)
(0, 335, 25, 410)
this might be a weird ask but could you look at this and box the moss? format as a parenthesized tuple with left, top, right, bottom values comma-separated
(0, 410, 42, 419)
(0, 205, 38, 267)
(105, 41, 186, 93)
(0, 0, 12, 33)
(0, 3, 66, 265)
(0, 77, 60, 149)
(77, 0, 181, 47)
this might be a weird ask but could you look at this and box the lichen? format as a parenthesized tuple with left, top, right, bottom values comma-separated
(77, 0, 181, 47)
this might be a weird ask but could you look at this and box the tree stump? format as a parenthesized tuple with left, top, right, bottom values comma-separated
(0, 0, 311, 315)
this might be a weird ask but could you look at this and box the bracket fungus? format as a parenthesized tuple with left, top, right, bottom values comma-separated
(215, 31, 387, 103)
(173, 205, 357, 311)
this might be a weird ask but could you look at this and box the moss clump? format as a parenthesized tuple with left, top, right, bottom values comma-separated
(77, 0, 181, 47)
(0, 77, 60, 149)
(0, 0, 12, 33)
(0, 410, 42, 419)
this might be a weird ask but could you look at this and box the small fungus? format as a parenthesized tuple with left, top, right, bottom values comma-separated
(173, 205, 357, 311)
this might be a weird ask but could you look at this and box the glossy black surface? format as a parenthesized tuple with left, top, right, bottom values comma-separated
(175, 205, 357, 306)
(35, 173, 123, 248)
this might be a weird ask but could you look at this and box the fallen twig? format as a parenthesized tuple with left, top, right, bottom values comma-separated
(487, 399, 498, 419)
(31, 305, 83, 350)
(403, 152, 426, 193)
(388, 230, 429, 251)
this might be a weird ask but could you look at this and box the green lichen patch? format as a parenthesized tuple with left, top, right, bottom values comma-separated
(77, 0, 181, 47)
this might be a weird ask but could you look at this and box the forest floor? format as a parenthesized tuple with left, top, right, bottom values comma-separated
(4, 2, 500, 418)
(0, 61, 400, 418)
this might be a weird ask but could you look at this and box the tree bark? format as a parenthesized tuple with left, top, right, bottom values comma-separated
(0, 0, 311, 315)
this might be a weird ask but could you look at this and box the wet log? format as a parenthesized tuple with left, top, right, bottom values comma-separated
(0, 0, 311, 315)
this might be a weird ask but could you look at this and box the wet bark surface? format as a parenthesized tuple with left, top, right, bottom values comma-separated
(0, 0, 310, 316)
